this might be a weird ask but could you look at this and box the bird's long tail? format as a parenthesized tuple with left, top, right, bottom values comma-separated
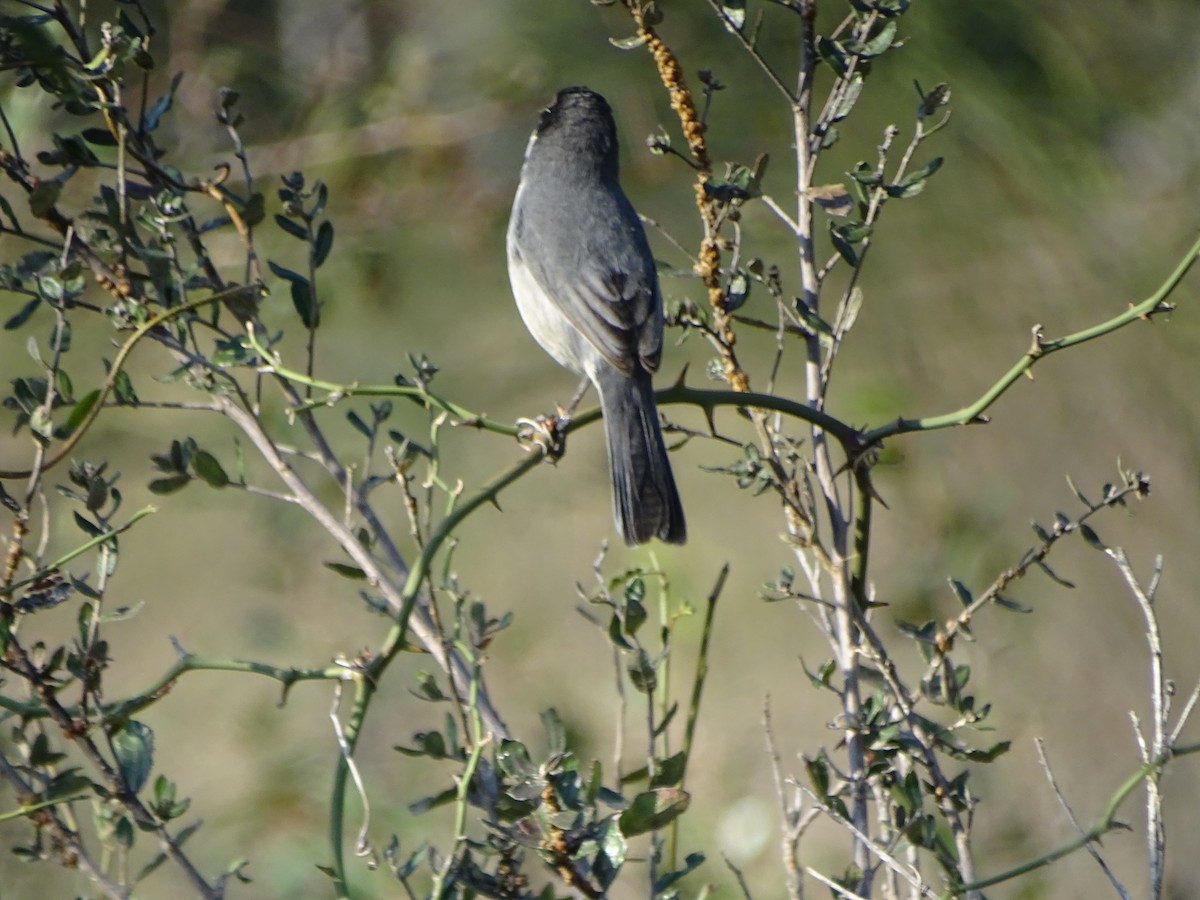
(597, 368, 686, 545)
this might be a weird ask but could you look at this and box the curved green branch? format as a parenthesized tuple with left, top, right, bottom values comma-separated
(384, 449, 545, 659)
(245, 324, 523, 438)
(273, 230, 1200, 898)
(247, 330, 867, 454)
(329, 675, 375, 899)
(0, 793, 93, 824)
(863, 231, 1200, 447)
(1, 505, 156, 598)
(951, 741, 1200, 895)
(0, 286, 261, 481)
(325, 449, 543, 893)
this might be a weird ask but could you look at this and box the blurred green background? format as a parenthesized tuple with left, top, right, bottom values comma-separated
(2, 0, 1200, 896)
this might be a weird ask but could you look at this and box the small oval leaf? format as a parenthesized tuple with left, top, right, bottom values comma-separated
(618, 788, 690, 836)
(111, 721, 154, 793)
(192, 450, 229, 488)
(148, 474, 192, 495)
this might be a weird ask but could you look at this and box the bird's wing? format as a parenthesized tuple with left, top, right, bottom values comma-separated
(512, 190, 663, 377)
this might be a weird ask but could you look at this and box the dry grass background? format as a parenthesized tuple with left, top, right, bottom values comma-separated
(2, 1, 1200, 897)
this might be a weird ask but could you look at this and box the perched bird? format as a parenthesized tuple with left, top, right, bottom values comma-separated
(507, 86, 686, 545)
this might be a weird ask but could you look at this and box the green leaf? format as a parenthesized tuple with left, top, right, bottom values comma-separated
(654, 851, 705, 893)
(134, 821, 200, 884)
(804, 753, 830, 797)
(111, 721, 154, 793)
(290, 279, 319, 328)
(829, 222, 858, 266)
(410, 671, 447, 702)
(495, 739, 537, 781)
(954, 664, 971, 690)
(98, 602, 144, 624)
(836, 221, 873, 243)
(832, 76, 864, 123)
(896, 619, 938, 644)
(837, 285, 864, 334)
(274, 214, 308, 240)
(1065, 473, 1091, 507)
(39, 274, 61, 303)
(994, 593, 1032, 613)
(142, 72, 183, 133)
(593, 819, 628, 892)
(623, 596, 646, 635)
(324, 562, 366, 580)
(627, 648, 657, 694)
(73, 511, 102, 537)
(212, 334, 254, 366)
(889, 771, 922, 817)
(61, 389, 101, 438)
(82, 127, 119, 146)
(916, 80, 951, 119)
(952, 740, 1011, 763)
(816, 36, 848, 76)
(793, 302, 835, 340)
(1036, 559, 1075, 589)
(541, 707, 566, 756)
(905, 156, 945, 184)
(408, 785, 457, 815)
(148, 474, 191, 495)
(649, 750, 687, 788)
(313, 221, 334, 267)
(84, 477, 107, 512)
(618, 788, 690, 836)
(242, 192, 265, 227)
(607, 612, 634, 650)
(949, 579, 973, 607)
(4, 297, 41, 330)
(1079, 524, 1108, 552)
(887, 157, 944, 198)
(191, 450, 229, 488)
(309, 182, 329, 220)
(860, 19, 898, 57)
(585, 759, 604, 805)
(346, 410, 372, 440)
(29, 180, 63, 218)
(29, 733, 67, 767)
(622, 575, 646, 604)
(48, 314, 69, 357)
(44, 767, 92, 799)
(267, 260, 306, 284)
(0, 192, 19, 230)
(113, 369, 139, 405)
(652, 702, 679, 738)
(801, 657, 837, 690)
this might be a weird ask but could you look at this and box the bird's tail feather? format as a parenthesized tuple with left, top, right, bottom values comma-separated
(598, 369, 686, 546)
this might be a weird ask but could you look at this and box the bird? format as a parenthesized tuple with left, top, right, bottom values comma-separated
(506, 86, 686, 545)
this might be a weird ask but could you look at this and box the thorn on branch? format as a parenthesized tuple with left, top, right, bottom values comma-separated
(1028, 324, 1046, 356)
(1139, 300, 1175, 321)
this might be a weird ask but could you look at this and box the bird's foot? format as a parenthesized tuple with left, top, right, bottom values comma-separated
(516, 409, 569, 461)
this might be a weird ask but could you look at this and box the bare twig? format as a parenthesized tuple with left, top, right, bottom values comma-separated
(1110, 549, 1167, 900)
(1034, 738, 1131, 899)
